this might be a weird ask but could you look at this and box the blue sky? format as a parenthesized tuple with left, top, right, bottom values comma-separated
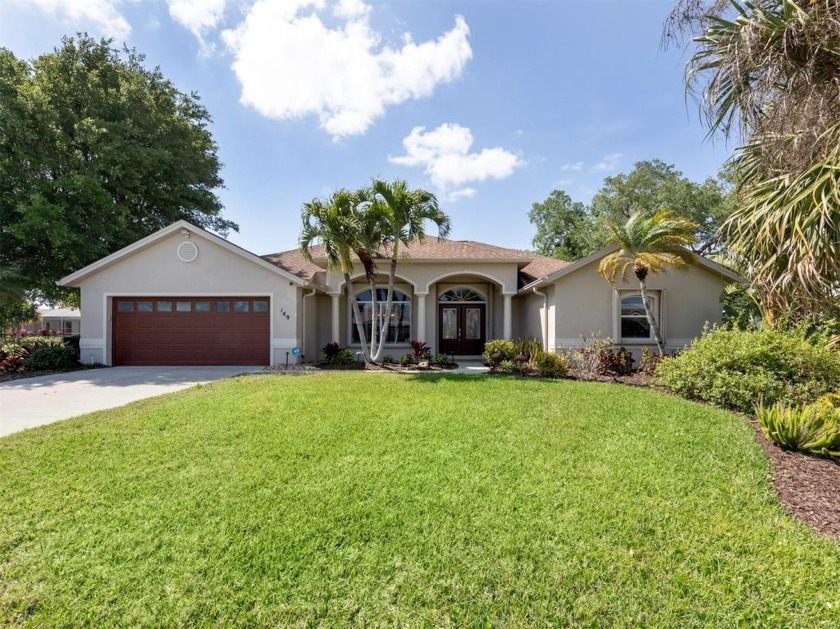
(1, 0, 731, 256)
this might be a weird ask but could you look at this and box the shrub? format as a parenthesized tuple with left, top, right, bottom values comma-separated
(638, 346, 663, 375)
(399, 353, 413, 367)
(757, 401, 840, 457)
(333, 349, 354, 365)
(321, 341, 343, 364)
(63, 334, 81, 359)
(23, 345, 79, 372)
(431, 354, 451, 366)
(0, 355, 25, 372)
(598, 346, 634, 376)
(535, 351, 567, 379)
(409, 340, 430, 360)
(657, 326, 840, 413)
(382, 354, 394, 364)
(482, 339, 515, 366)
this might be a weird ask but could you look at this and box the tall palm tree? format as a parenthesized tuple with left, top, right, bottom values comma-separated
(368, 179, 450, 362)
(598, 210, 698, 356)
(300, 189, 375, 361)
(666, 0, 840, 320)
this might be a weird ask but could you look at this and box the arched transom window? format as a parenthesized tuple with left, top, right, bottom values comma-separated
(438, 288, 486, 303)
(352, 289, 412, 344)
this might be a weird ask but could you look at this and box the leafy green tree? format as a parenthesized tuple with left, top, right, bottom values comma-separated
(369, 179, 450, 362)
(0, 299, 38, 343)
(528, 190, 601, 260)
(667, 0, 840, 320)
(528, 161, 733, 262)
(598, 210, 697, 355)
(591, 160, 734, 255)
(0, 35, 235, 303)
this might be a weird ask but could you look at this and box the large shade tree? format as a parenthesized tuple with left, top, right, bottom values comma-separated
(666, 0, 840, 320)
(528, 160, 733, 261)
(0, 35, 235, 303)
(598, 210, 698, 355)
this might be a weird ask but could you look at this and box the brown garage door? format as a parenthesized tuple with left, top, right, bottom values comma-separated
(113, 297, 270, 366)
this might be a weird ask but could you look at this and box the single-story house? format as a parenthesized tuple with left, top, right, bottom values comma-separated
(21, 307, 81, 335)
(58, 220, 741, 366)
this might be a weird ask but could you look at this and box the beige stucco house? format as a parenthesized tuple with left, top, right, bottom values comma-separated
(59, 220, 741, 366)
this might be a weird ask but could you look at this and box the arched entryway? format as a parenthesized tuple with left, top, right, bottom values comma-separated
(437, 288, 487, 356)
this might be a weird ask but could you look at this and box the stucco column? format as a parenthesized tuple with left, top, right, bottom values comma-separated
(331, 294, 340, 343)
(416, 293, 427, 342)
(503, 293, 513, 340)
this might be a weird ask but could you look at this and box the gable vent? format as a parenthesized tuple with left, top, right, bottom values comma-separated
(177, 241, 199, 263)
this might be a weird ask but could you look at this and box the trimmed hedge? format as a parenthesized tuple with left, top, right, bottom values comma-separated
(23, 346, 80, 372)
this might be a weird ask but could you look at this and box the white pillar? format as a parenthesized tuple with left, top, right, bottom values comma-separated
(331, 294, 340, 342)
(416, 294, 427, 342)
(503, 293, 513, 340)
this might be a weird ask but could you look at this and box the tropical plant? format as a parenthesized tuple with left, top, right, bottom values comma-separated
(409, 340, 430, 360)
(598, 210, 697, 355)
(321, 342, 343, 364)
(367, 179, 450, 362)
(300, 189, 375, 361)
(666, 0, 840, 322)
(757, 400, 840, 458)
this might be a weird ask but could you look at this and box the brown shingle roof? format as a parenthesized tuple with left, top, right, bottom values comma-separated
(261, 237, 570, 288)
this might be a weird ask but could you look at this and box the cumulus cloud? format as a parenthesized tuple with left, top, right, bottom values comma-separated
(592, 152, 624, 172)
(221, 1, 472, 138)
(16, 0, 131, 38)
(389, 123, 524, 200)
(561, 161, 584, 171)
(167, 0, 228, 51)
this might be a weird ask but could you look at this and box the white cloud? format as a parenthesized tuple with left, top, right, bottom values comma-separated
(389, 123, 524, 200)
(167, 0, 228, 51)
(561, 161, 584, 171)
(221, 1, 472, 138)
(17, 0, 131, 38)
(592, 152, 624, 172)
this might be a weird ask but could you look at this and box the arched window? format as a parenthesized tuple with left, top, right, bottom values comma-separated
(352, 289, 412, 344)
(620, 294, 657, 340)
(438, 288, 486, 302)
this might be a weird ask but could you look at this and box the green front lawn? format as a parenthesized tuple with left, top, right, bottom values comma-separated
(1, 373, 838, 626)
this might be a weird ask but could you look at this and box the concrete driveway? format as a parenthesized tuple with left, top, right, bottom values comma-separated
(0, 366, 263, 438)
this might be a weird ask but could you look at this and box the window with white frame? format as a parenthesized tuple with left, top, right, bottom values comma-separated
(352, 288, 412, 344)
(620, 293, 658, 341)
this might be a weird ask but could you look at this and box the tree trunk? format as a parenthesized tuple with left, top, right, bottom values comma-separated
(370, 242, 399, 363)
(638, 278, 665, 356)
(344, 271, 371, 363)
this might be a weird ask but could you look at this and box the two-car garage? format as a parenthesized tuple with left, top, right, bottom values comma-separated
(112, 296, 270, 366)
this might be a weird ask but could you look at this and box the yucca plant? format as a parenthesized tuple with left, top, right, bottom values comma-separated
(757, 400, 840, 457)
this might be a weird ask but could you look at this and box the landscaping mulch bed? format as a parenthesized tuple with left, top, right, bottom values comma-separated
(749, 420, 840, 542)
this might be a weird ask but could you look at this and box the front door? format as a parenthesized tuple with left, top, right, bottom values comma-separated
(438, 304, 486, 356)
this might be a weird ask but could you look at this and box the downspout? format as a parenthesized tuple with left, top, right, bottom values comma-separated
(302, 288, 317, 363)
(532, 286, 549, 352)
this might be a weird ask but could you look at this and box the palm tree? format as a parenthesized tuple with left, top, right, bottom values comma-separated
(598, 210, 698, 356)
(300, 189, 376, 362)
(368, 179, 450, 362)
(665, 0, 840, 320)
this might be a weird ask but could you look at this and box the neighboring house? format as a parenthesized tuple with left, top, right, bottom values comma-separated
(58, 220, 741, 366)
(22, 307, 81, 335)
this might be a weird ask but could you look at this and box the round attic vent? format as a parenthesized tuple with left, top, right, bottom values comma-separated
(177, 240, 199, 262)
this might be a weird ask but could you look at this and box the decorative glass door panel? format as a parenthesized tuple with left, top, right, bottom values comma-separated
(438, 303, 486, 355)
(442, 307, 457, 340)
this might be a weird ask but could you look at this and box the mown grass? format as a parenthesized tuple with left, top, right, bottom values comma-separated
(1, 372, 838, 626)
